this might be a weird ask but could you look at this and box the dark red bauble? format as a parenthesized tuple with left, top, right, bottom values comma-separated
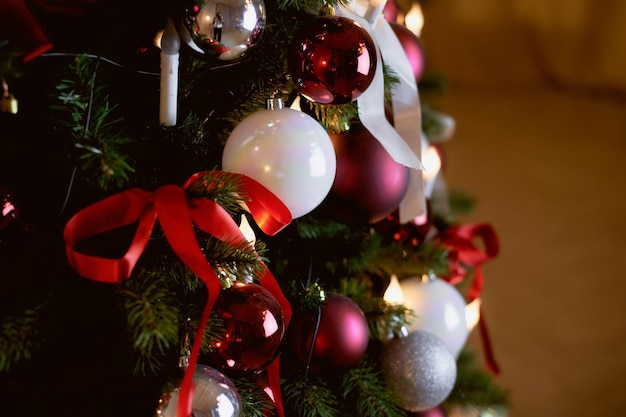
(314, 122, 410, 224)
(389, 22, 425, 82)
(288, 293, 369, 374)
(288, 16, 377, 104)
(209, 282, 285, 373)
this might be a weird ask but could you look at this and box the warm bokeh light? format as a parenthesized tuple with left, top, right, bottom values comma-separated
(404, 2, 424, 36)
(239, 214, 256, 246)
(384, 274, 405, 304)
(465, 297, 481, 331)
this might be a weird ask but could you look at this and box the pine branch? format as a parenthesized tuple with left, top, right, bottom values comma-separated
(0, 303, 45, 372)
(184, 170, 249, 216)
(445, 349, 510, 409)
(340, 358, 406, 417)
(52, 54, 134, 190)
(284, 379, 339, 417)
(118, 270, 181, 375)
(363, 240, 450, 279)
(231, 376, 276, 417)
(336, 277, 413, 341)
(202, 235, 267, 284)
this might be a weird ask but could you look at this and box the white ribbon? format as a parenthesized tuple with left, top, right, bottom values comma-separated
(339, 2, 426, 222)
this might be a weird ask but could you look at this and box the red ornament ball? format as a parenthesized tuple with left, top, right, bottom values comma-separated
(389, 22, 425, 82)
(288, 292, 369, 374)
(288, 15, 377, 104)
(314, 122, 410, 224)
(209, 282, 285, 373)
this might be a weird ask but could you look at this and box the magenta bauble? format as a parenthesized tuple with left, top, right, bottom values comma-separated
(288, 15, 377, 104)
(208, 282, 285, 373)
(389, 22, 425, 82)
(288, 292, 369, 374)
(410, 406, 448, 417)
(314, 123, 410, 224)
(383, 0, 399, 23)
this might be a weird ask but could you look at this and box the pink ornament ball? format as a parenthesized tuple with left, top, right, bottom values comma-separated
(314, 122, 410, 224)
(389, 22, 425, 82)
(383, 0, 400, 23)
(288, 292, 369, 375)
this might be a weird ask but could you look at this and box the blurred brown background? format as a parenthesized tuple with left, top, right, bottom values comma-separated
(413, 1, 626, 416)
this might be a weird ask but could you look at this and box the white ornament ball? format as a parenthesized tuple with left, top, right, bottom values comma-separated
(157, 364, 243, 417)
(222, 106, 336, 218)
(381, 330, 457, 412)
(400, 275, 469, 357)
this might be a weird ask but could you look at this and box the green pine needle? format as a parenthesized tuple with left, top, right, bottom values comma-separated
(119, 271, 181, 375)
(52, 54, 134, 190)
(0, 304, 45, 372)
(284, 379, 339, 417)
(340, 358, 406, 417)
(231, 376, 276, 417)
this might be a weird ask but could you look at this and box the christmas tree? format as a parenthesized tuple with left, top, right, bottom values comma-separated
(1, 1, 508, 416)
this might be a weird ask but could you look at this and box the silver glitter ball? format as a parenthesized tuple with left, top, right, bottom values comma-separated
(381, 330, 457, 412)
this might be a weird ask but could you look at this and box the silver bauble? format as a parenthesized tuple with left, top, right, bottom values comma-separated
(180, 0, 265, 64)
(156, 364, 243, 417)
(381, 330, 457, 412)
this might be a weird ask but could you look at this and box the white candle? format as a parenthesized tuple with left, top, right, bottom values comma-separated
(159, 18, 180, 126)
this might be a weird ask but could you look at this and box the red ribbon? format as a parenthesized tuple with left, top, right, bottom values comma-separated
(1, 1, 54, 62)
(63, 171, 292, 417)
(437, 223, 501, 374)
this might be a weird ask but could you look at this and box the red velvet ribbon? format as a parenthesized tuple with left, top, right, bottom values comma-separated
(1, 1, 54, 62)
(63, 171, 292, 417)
(437, 223, 501, 374)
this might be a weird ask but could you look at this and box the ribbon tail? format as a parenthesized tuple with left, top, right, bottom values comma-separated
(478, 307, 500, 375)
(267, 358, 285, 417)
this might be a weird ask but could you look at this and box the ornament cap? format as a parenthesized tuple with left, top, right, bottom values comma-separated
(319, 4, 335, 16)
(265, 97, 284, 110)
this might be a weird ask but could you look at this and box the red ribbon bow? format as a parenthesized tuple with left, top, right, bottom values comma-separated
(438, 222, 501, 374)
(63, 171, 292, 417)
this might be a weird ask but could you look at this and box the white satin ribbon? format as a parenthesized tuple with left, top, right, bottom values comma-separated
(339, 2, 426, 222)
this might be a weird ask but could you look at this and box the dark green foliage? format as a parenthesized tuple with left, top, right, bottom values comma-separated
(340, 358, 406, 417)
(284, 379, 339, 417)
(445, 349, 510, 409)
(232, 376, 277, 417)
(51, 55, 134, 190)
(0, 303, 44, 371)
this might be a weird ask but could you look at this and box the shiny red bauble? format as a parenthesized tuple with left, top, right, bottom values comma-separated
(314, 122, 410, 224)
(208, 282, 285, 374)
(389, 22, 425, 82)
(288, 292, 369, 374)
(287, 15, 377, 104)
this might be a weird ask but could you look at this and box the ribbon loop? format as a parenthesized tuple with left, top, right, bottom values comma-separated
(63, 188, 157, 283)
(438, 223, 501, 374)
(63, 171, 293, 417)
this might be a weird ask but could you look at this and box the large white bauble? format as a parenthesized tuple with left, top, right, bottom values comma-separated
(222, 107, 336, 218)
(399, 275, 469, 357)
